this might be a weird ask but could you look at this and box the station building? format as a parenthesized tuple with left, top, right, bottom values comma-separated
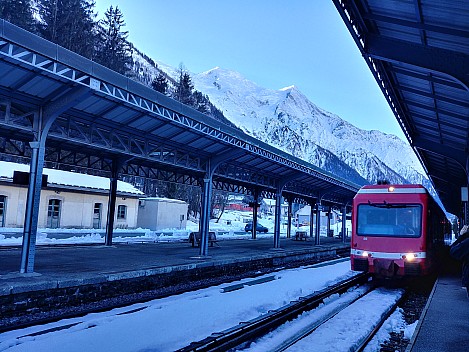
(0, 161, 143, 230)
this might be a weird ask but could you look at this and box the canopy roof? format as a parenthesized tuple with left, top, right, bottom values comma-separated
(0, 20, 359, 206)
(334, 0, 469, 215)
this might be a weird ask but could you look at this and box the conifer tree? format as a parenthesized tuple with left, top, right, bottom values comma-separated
(95, 5, 132, 75)
(0, 0, 36, 32)
(151, 72, 169, 95)
(38, 0, 97, 59)
(174, 64, 195, 106)
(193, 91, 210, 114)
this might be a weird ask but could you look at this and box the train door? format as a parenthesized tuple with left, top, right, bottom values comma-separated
(0, 195, 5, 227)
(93, 203, 102, 229)
(47, 199, 61, 228)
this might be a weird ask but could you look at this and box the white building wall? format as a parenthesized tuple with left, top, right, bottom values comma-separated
(137, 198, 188, 231)
(0, 184, 139, 229)
(0, 185, 25, 227)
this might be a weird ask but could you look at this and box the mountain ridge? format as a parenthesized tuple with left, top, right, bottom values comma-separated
(190, 66, 426, 186)
(129, 52, 428, 190)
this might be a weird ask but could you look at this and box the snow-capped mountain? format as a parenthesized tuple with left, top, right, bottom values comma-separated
(191, 67, 427, 186)
(130, 52, 428, 188)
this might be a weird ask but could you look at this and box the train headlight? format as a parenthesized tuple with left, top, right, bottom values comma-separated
(388, 186, 395, 192)
(402, 253, 418, 261)
(362, 251, 371, 257)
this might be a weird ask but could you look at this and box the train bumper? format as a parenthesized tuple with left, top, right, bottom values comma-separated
(373, 258, 397, 277)
(372, 258, 423, 277)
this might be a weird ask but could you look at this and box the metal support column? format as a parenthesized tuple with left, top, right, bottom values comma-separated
(342, 205, 348, 243)
(465, 158, 469, 225)
(252, 188, 259, 240)
(309, 201, 316, 240)
(105, 160, 120, 246)
(198, 177, 212, 256)
(315, 203, 321, 245)
(273, 187, 282, 249)
(193, 151, 244, 257)
(19, 87, 90, 273)
(286, 197, 293, 239)
(327, 209, 331, 238)
(20, 141, 46, 273)
(466, 202, 469, 227)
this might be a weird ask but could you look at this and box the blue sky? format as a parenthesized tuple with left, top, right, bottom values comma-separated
(94, 1, 405, 140)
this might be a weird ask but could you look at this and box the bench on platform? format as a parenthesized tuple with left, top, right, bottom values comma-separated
(189, 231, 219, 247)
(294, 231, 308, 241)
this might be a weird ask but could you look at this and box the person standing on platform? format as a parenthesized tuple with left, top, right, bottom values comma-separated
(450, 224, 469, 298)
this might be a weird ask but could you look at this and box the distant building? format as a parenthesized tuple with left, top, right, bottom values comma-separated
(261, 199, 288, 217)
(217, 196, 289, 216)
(223, 195, 251, 211)
(295, 205, 335, 228)
(136, 197, 188, 231)
(0, 161, 142, 230)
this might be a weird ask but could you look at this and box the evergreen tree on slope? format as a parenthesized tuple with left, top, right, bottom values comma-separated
(173, 64, 195, 106)
(0, 0, 36, 32)
(38, 0, 96, 59)
(193, 91, 210, 114)
(95, 5, 132, 75)
(151, 72, 169, 95)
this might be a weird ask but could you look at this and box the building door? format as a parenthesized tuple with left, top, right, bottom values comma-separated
(0, 196, 5, 227)
(93, 203, 102, 229)
(47, 199, 61, 229)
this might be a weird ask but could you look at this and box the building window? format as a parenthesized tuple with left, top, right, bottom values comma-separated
(47, 199, 61, 228)
(117, 205, 127, 220)
(93, 203, 102, 229)
(0, 195, 6, 227)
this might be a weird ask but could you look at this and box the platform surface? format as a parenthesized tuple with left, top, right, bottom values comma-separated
(408, 274, 469, 352)
(0, 236, 347, 296)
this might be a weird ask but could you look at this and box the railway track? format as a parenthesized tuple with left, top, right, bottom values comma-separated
(1, 261, 426, 352)
(275, 286, 406, 352)
(176, 272, 374, 352)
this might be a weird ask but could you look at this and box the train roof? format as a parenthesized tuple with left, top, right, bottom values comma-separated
(360, 184, 425, 190)
(357, 184, 428, 194)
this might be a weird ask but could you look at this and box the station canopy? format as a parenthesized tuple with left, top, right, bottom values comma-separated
(0, 20, 359, 206)
(334, 0, 469, 216)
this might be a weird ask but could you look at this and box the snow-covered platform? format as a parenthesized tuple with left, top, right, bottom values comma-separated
(0, 237, 348, 328)
(407, 274, 469, 352)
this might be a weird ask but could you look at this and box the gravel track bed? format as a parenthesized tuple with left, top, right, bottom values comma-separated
(378, 277, 435, 352)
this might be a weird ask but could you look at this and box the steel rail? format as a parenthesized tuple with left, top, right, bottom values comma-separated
(355, 289, 407, 352)
(272, 284, 375, 351)
(176, 272, 371, 352)
(274, 286, 406, 352)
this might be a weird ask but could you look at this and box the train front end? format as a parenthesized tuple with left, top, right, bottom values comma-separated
(350, 184, 429, 278)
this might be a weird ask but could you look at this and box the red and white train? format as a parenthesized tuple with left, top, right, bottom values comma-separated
(350, 184, 449, 277)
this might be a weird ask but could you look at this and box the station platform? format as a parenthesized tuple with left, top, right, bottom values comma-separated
(407, 274, 469, 352)
(0, 236, 348, 330)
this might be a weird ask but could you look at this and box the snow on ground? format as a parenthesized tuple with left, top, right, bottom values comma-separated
(0, 261, 415, 352)
(285, 288, 404, 352)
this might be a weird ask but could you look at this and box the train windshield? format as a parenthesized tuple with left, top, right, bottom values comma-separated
(356, 203, 422, 237)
